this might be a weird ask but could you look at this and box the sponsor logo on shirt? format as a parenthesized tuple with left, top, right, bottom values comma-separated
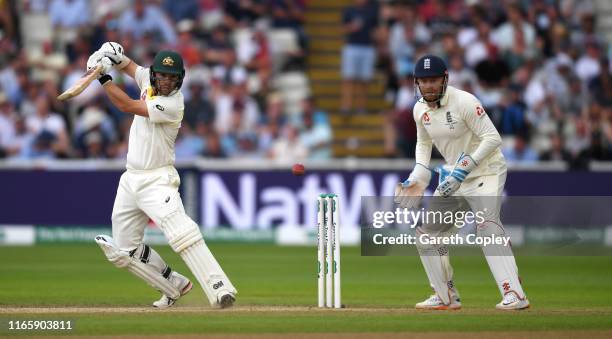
(156, 104, 165, 111)
(476, 106, 484, 116)
(423, 112, 431, 125)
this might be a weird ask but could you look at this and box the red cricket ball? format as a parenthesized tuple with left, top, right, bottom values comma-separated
(292, 163, 305, 176)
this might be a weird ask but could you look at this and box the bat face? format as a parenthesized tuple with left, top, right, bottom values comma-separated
(56, 65, 102, 101)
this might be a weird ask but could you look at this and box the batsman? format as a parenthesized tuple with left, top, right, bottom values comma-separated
(87, 42, 237, 308)
(395, 55, 529, 310)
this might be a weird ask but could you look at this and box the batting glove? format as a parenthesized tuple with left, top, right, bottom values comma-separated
(86, 52, 113, 77)
(394, 163, 432, 209)
(99, 42, 130, 70)
(436, 153, 477, 197)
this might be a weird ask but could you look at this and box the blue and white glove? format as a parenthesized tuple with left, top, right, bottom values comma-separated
(394, 163, 433, 209)
(436, 153, 477, 197)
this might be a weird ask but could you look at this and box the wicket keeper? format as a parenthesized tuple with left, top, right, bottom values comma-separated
(395, 55, 529, 310)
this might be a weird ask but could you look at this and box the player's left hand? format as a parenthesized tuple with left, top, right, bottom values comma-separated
(436, 153, 477, 197)
(99, 42, 130, 70)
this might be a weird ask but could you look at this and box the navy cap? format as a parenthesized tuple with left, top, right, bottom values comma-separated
(414, 55, 447, 78)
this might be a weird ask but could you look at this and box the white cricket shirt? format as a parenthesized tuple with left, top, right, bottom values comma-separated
(126, 66, 184, 170)
(413, 85, 504, 177)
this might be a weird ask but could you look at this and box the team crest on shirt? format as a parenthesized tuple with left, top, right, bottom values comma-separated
(423, 112, 431, 125)
(445, 111, 456, 130)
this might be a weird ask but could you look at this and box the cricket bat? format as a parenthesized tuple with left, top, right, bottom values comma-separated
(56, 65, 103, 101)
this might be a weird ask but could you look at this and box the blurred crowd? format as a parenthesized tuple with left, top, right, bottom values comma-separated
(0, 0, 332, 162)
(1, 0, 612, 169)
(372, 0, 612, 168)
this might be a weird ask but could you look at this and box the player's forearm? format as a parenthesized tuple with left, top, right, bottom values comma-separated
(102, 81, 149, 117)
(414, 140, 433, 167)
(120, 59, 137, 79)
(471, 132, 502, 163)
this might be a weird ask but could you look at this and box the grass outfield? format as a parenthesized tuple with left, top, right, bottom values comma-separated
(0, 243, 612, 337)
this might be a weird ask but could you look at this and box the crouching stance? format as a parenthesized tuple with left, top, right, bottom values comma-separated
(89, 42, 237, 308)
(395, 55, 528, 310)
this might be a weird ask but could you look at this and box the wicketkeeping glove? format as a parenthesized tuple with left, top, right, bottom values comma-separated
(436, 152, 477, 197)
(394, 163, 433, 209)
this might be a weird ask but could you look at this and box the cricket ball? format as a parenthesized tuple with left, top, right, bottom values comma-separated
(292, 163, 305, 176)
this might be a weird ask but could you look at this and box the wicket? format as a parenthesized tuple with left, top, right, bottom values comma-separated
(317, 194, 341, 308)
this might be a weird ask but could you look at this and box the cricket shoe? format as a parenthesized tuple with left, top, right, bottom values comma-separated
(495, 292, 530, 310)
(152, 272, 193, 308)
(415, 294, 461, 310)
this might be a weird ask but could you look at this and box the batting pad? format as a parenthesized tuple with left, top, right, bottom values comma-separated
(161, 212, 237, 306)
(478, 221, 526, 299)
(95, 235, 180, 299)
(416, 228, 455, 304)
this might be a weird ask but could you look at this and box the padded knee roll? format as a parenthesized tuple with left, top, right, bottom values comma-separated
(95, 235, 180, 299)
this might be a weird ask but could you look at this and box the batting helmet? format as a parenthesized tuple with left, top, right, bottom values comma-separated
(150, 50, 185, 94)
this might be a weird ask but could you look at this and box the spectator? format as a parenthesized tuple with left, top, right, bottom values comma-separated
(175, 124, 206, 160)
(384, 73, 416, 158)
(269, 125, 307, 161)
(299, 98, 332, 159)
(118, 0, 176, 43)
(7, 117, 33, 158)
(184, 81, 215, 130)
(0, 92, 15, 157)
(502, 133, 539, 164)
(162, 0, 199, 22)
(203, 131, 225, 158)
(575, 42, 602, 83)
(588, 58, 612, 107)
(563, 116, 591, 169)
(448, 53, 478, 90)
(491, 3, 536, 69)
(49, 0, 90, 29)
(173, 20, 203, 67)
(388, 4, 425, 77)
(25, 96, 70, 157)
(213, 68, 259, 135)
(340, 0, 379, 115)
(203, 25, 234, 67)
(540, 133, 572, 164)
(268, 0, 307, 50)
(223, 0, 264, 28)
(499, 84, 528, 135)
(73, 106, 114, 158)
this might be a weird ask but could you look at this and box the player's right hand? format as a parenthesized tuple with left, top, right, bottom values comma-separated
(394, 163, 432, 209)
(394, 180, 426, 209)
(87, 52, 113, 77)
